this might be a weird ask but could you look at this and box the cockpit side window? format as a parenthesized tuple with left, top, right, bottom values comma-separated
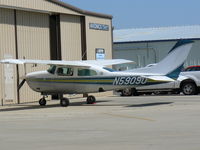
(47, 65, 56, 74)
(78, 69, 97, 76)
(57, 67, 74, 76)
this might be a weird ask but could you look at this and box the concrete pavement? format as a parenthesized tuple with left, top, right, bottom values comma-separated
(0, 95, 200, 150)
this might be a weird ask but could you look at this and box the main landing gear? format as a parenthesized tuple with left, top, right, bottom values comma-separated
(39, 95, 69, 107)
(60, 97, 70, 107)
(39, 95, 96, 107)
(86, 95, 96, 104)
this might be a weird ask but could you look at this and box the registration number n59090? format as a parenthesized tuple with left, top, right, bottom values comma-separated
(113, 76, 147, 85)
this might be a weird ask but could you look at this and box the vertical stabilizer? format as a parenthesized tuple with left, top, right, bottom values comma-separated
(126, 40, 194, 79)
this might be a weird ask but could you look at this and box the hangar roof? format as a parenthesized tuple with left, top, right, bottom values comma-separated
(114, 25, 200, 43)
(0, 0, 112, 19)
(48, 0, 113, 19)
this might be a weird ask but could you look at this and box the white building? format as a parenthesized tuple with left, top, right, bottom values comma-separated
(113, 25, 200, 70)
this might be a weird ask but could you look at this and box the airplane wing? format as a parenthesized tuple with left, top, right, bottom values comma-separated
(84, 59, 134, 66)
(0, 59, 134, 67)
(0, 59, 91, 67)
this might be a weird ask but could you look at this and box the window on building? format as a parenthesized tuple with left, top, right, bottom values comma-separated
(78, 69, 97, 76)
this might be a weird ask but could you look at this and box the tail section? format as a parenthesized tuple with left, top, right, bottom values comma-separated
(126, 40, 194, 79)
(166, 64, 184, 79)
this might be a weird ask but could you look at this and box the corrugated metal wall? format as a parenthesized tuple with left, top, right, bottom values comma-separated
(85, 16, 112, 60)
(185, 40, 200, 66)
(16, 10, 50, 103)
(85, 16, 113, 97)
(113, 42, 177, 69)
(0, 8, 18, 105)
(113, 40, 200, 69)
(60, 14, 82, 60)
(0, 0, 80, 16)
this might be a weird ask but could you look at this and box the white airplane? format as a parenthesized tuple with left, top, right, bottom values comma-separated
(0, 40, 193, 107)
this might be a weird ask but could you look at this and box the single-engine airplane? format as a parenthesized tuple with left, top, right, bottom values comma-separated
(0, 40, 193, 107)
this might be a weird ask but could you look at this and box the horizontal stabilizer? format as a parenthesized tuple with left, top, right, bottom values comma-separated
(145, 75, 175, 82)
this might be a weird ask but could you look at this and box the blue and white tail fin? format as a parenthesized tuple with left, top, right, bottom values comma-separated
(126, 40, 194, 79)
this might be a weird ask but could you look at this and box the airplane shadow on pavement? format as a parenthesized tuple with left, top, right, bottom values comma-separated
(126, 102, 173, 107)
(0, 104, 61, 112)
(0, 101, 173, 112)
(0, 101, 110, 112)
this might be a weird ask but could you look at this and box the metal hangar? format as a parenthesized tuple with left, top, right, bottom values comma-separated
(0, 0, 113, 105)
(113, 25, 200, 70)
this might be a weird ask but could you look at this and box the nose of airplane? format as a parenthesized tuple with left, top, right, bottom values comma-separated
(26, 71, 49, 80)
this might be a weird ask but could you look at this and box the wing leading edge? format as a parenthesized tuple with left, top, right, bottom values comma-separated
(0, 59, 134, 67)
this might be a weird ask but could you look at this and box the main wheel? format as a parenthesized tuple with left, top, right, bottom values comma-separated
(60, 98, 70, 107)
(182, 82, 197, 95)
(121, 88, 132, 96)
(39, 98, 46, 106)
(87, 95, 96, 104)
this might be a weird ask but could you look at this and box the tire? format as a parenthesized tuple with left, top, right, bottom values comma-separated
(87, 96, 96, 104)
(182, 82, 197, 95)
(39, 98, 46, 106)
(121, 88, 132, 96)
(60, 98, 70, 107)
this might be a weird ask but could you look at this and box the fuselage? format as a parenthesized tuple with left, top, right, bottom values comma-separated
(25, 65, 172, 95)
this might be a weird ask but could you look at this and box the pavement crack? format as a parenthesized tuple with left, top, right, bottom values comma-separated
(102, 113, 155, 122)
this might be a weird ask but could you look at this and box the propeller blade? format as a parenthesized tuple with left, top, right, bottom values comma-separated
(18, 79, 26, 90)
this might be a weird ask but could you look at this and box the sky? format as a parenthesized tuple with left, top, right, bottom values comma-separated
(62, 0, 200, 30)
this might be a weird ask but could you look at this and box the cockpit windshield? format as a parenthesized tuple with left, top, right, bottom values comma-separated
(47, 65, 56, 74)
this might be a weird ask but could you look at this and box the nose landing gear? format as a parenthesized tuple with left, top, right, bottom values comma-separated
(39, 97, 47, 106)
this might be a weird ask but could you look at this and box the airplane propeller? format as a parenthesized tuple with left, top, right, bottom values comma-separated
(18, 78, 26, 91)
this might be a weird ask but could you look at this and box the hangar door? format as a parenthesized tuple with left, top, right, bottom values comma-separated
(0, 8, 18, 105)
(60, 14, 82, 60)
(16, 10, 50, 103)
(113, 47, 157, 70)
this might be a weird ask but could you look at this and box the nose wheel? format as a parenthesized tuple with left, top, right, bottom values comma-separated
(87, 95, 96, 104)
(39, 97, 47, 106)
